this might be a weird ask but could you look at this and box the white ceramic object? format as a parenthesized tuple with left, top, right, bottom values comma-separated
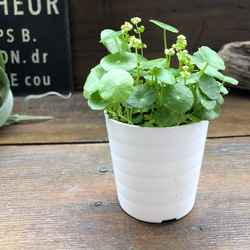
(105, 115, 209, 223)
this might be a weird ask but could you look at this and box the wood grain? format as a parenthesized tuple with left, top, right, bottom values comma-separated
(218, 41, 250, 91)
(0, 138, 249, 249)
(68, 0, 250, 90)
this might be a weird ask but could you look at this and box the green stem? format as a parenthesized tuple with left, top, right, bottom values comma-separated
(135, 47, 139, 85)
(124, 102, 131, 123)
(164, 29, 168, 68)
(114, 37, 121, 52)
(136, 24, 143, 56)
(201, 63, 209, 74)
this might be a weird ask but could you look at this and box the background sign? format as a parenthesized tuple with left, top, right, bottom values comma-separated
(0, 0, 73, 95)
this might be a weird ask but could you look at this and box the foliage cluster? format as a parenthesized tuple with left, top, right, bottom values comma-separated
(83, 18, 238, 127)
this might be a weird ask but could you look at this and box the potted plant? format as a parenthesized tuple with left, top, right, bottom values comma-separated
(0, 49, 71, 127)
(83, 17, 238, 223)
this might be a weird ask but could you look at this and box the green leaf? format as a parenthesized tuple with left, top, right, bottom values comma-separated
(132, 114, 144, 124)
(196, 88, 217, 110)
(162, 83, 194, 113)
(191, 52, 225, 79)
(221, 75, 238, 85)
(155, 68, 176, 85)
(139, 58, 166, 70)
(149, 20, 179, 33)
(154, 107, 183, 126)
(177, 73, 201, 85)
(100, 29, 130, 54)
(220, 85, 228, 95)
(187, 113, 202, 123)
(199, 105, 221, 121)
(99, 29, 123, 43)
(126, 85, 157, 109)
(217, 95, 224, 105)
(100, 52, 136, 72)
(198, 46, 225, 70)
(88, 91, 109, 110)
(83, 65, 106, 99)
(99, 69, 134, 103)
(199, 74, 220, 100)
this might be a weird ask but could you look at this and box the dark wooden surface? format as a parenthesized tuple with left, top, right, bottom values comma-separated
(68, 0, 250, 90)
(0, 89, 249, 249)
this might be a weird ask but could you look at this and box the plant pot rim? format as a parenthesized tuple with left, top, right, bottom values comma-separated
(104, 113, 209, 130)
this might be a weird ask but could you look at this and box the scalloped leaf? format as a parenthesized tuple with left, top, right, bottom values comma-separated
(155, 68, 175, 85)
(99, 69, 134, 103)
(88, 91, 109, 110)
(100, 52, 136, 71)
(198, 74, 220, 100)
(162, 83, 194, 113)
(199, 105, 221, 121)
(83, 65, 106, 99)
(139, 58, 166, 70)
(126, 85, 157, 109)
(154, 107, 183, 126)
(100, 29, 130, 54)
(149, 20, 179, 33)
(198, 46, 225, 70)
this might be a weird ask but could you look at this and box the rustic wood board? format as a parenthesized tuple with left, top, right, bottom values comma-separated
(0, 89, 249, 145)
(0, 138, 249, 249)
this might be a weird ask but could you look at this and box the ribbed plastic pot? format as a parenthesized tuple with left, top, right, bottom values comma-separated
(105, 115, 209, 223)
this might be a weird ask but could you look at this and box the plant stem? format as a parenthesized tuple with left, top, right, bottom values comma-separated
(136, 24, 143, 56)
(164, 29, 168, 68)
(114, 37, 121, 52)
(201, 63, 209, 74)
(124, 102, 131, 123)
(135, 47, 139, 85)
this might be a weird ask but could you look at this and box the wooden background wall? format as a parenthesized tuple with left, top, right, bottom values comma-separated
(68, 0, 250, 91)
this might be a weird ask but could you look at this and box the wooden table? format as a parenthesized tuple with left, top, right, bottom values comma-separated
(0, 90, 249, 249)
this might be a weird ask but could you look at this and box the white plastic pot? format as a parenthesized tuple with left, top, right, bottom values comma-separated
(105, 115, 209, 223)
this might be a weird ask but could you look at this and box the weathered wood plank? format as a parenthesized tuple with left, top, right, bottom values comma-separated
(0, 89, 249, 145)
(0, 138, 249, 249)
(218, 41, 250, 91)
(68, 0, 250, 89)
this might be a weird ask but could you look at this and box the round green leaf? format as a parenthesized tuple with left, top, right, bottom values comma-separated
(177, 73, 201, 85)
(88, 91, 109, 110)
(198, 46, 225, 70)
(199, 105, 221, 121)
(162, 83, 194, 113)
(217, 95, 224, 105)
(196, 88, 217, 110)
(126, 85, 157, 109)
(101, 52, 136, 72)
(99, 69, 134, 103)
(154, 107, 183, 127)
(139, 58, 166, 70)
(199, 74, 220, 99)
(191, 52, 225, 78)
(155, 68, 175, 85)
(83, 65, 106, 99)
(100, 29, 123, 43)
(149, 20, 179, 33)
(100, 29, 130, 54)
(220, 85, 228, 95)
(222, 75, 238, 85)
